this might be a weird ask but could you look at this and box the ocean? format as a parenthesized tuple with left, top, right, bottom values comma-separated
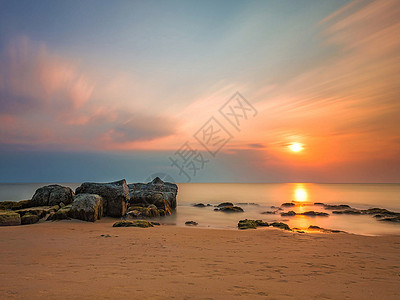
(1, 182, 399, 236)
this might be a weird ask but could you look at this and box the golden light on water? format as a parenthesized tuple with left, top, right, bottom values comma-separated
(289, 142, 304, 152)
(294, 185, 308, 202)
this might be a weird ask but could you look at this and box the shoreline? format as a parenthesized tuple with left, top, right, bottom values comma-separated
(1, 218, 400, 299)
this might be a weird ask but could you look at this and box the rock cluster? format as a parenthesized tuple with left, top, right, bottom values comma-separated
(238, 219, 290, 230)
(0, 177, 178, 226)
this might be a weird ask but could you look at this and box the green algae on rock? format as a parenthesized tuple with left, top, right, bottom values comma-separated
(113, 220, 154, 228)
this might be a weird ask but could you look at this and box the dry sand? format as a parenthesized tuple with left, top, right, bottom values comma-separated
(0, 218, 399, 299)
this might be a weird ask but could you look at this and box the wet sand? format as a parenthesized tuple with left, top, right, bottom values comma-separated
(0, 218, 399, 299)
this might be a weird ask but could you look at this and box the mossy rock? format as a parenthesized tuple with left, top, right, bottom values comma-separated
(270, 222, 291, 231)
(238, 219, 269, 229)
(47, 205, 72, 221)
(238, 219, 258, 229)
(113, 220, 153, 228)
(21, 213, 40, 225)
(217, 206, 244, 213)
(0, 200, 31, 211)
(127, 205, 160, 218)
(0, 211, 21, 226)
(299, 211, 329, 217)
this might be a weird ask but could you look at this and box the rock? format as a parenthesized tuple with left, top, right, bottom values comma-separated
(112, 220, 153, 228)
(281, 203, 295, 207)
(185, 221, 198, 226)
(238, 219, 258, 229)
(128, 177, 178, 210)
(15, 205, 59, 218)
(216, 202, 234, 208)
(0, 200, 31, 211)
(361, 208, 400, 216)
(0, 211, 21, 226)
(270, 206, 283, 210)
(378, 216, 400, 223)
(46, 205, 72, 221)
(308, 225, 344, 233)
(21, 213, 40, 225)
(70, 194, 103, 222)
(31, 185, 74, 207)
(128, 177, 177, 216)
(314, 202, 324, 206)
(323, 204, 352, 210)
(75, 179, 129, 218)
(127, 204, 160, 219)
(270, 222, 291, 231)
(238, 219, 269, 230)
(281, 210, 296, 216)
(299, 211, 329, 217)
(193, 203, 206, 207)
(216, 206, 244, 213)
(151, 221, 160, 226)
(261, 211, 276, 214)
(332, 209, 362, 215)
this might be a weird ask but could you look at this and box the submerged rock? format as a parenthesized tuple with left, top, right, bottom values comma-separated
(308, 225, 344, 233)
(281, 211, 296, 216)
(70, 194, 103, 222)
(215, 206, 244, 213)
(21, 213, 40, 225)
(216, 202, 234, 208)
(238, 219, 269, 230)
(320, 204, 351, 210)
(193, 203, 206, 207)
(281, 203, 295, 207)
(112, 220, 153, 228)
(377, 216, 400, 223)
(0, 211, 21, 226)
(261, 211, 277, 214)
(332, 209, 362, 215)
(76, 179, 129, 218)
(300, 211, 329, 217)
(269, 222, 291, 231)
(31, 184, 74, 207)
(185, 221, 198, 226)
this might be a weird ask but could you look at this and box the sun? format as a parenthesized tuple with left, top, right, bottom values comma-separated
(289, 142, 304, 152)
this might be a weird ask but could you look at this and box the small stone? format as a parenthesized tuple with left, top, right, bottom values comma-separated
(185, 221, 198, 226)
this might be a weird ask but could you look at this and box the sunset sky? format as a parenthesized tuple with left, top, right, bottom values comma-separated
(0, 0, 399, 183)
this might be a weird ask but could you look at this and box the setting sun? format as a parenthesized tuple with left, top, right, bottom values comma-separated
(289, 142, 304, 152)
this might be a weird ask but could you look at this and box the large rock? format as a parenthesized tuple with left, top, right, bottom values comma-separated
(31, 185, 74, 207)
(70, 194, 103, 222)
(0, 211, 21, 226)
(127, 177, 177, 216)
(75, 179, 129, 218)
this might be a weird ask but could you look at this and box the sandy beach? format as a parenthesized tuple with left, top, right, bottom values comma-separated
(0, 219, 399, 299)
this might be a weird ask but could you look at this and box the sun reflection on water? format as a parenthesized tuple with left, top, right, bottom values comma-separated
(294, 184, 308, 202)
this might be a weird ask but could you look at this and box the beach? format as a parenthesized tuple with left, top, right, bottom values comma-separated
(1, 218, 399, 299)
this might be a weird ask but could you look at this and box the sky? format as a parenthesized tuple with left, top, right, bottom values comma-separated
(0, 0, 399, 183)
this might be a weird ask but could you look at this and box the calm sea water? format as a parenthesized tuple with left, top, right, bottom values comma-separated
(1, 183, 399, 236)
